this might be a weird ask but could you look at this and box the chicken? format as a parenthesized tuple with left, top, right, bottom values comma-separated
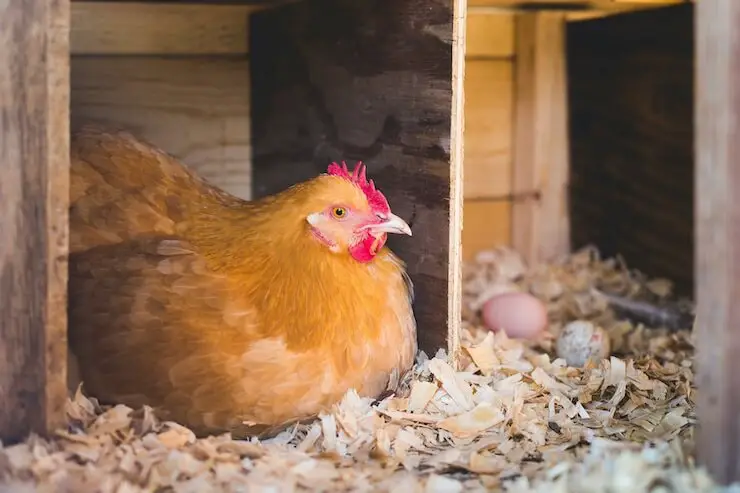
(67, 125, 417, 437)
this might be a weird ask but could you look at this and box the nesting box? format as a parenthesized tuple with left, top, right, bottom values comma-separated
(459, 0, 737, 484)
(1, 0, 466, 444)
(3, 0, 740, 484)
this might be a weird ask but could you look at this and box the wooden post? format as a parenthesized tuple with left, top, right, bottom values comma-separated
(250, 0, 463, 357)
(0, 0, 70, 443)
(512, 12, 571, 267)
(448, 0, 467, 367)
(695, 0, 740, 484)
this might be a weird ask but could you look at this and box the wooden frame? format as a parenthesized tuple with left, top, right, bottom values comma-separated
(694, 0, 740, 484)
(0, 0, 71, 443)
(11, 1, 726, 481)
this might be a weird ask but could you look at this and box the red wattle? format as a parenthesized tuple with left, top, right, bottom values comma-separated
(349, 234, 387, 263)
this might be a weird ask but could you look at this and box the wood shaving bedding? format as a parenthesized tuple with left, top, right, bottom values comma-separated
(1, 246, 732, 492)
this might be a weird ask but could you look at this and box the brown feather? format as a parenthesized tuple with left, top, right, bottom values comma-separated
(68, 125, 417, 437)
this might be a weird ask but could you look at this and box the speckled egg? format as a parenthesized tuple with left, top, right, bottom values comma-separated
(481, 292, 548, 340)
(556, 320, 611, 367)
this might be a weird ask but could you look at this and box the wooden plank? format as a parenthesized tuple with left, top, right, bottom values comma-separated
(511, 12, 570, 266)
(466, 12, 514, 58)
(566, 4, 693, 295)
(464, 60, 513, 199)
(467, 1, 687, 21)
(449, 0, 466, 368)
(567, 11, 614, 21)
(694, 0, 740, 484)
(71, 57, 252, 199)
(250, 0, 458, 355)
(73, 0, 292, 6)
(71, 2, 253, 55)
(462, 200, 512, 259)
(467, 0, 683, 7)
(0, 0, 70, 443)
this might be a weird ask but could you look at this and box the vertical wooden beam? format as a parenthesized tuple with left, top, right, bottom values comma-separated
(0, 0, 70, 443)
(512, 12, 570, 266)
(250, 0, 458, 355)
(448, 0, 467, 367)
(695, 0, 740, 484)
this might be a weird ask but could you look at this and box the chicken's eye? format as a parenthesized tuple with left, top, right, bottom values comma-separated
(331, 207, 347, 219)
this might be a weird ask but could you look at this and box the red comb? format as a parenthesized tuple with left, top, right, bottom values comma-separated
(326, 161, 391, 214)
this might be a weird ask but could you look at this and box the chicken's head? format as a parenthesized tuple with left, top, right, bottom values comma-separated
(305, 161, 411, 263)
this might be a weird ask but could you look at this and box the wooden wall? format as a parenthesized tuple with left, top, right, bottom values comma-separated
(70, 2, 254, 200)
(461, 10, 515, 260)
(567, 4, 694, 296)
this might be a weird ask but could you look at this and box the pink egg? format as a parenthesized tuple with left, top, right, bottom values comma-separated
(481, 292, 548, 340)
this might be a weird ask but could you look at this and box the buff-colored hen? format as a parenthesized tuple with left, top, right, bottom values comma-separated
(67, 125, 417, 437)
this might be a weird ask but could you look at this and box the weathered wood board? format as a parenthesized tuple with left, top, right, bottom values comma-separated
(512, 12, 570, 266)
(71, 2, 253, 56)
(465, 60, 513, 201)
(694, 0, 740, 484)
(70, 2, 253, 199)
(467, 0, 684, 10)
(0, 0, 70, 443)
(73, 0, 289, 5)
(566, 4, 694, 295)
(462, 12, 514, 260)
(71, 57, 252, 200)
(250, 0, 463, 354)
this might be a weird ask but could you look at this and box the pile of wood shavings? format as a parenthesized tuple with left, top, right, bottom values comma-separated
(462, 245, 696, 361)
(1, 246, 732, 493)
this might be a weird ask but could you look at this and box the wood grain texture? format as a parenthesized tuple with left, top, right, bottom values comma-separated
(71, 57, 252, 199)
(74, 0, 293, 5)
(250, 0, 456, 354)
(466, 12, 514, 58)
(467, 0, 683, 7)
(71, 2, 253, 55)
(0, 0, 70, 443)
(462, 200, 512, 259)
(448, 0, 466, 368)
(461, 12, 515, 262)
(464, 60, 513, 200)
(512, 12, 570, 266)
(566, 4, 693, 295)
(467, 0, 687, 21)
(694, 0, 740, 484)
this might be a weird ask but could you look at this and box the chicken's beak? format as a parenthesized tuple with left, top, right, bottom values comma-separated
(368, 213, 412, 237)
